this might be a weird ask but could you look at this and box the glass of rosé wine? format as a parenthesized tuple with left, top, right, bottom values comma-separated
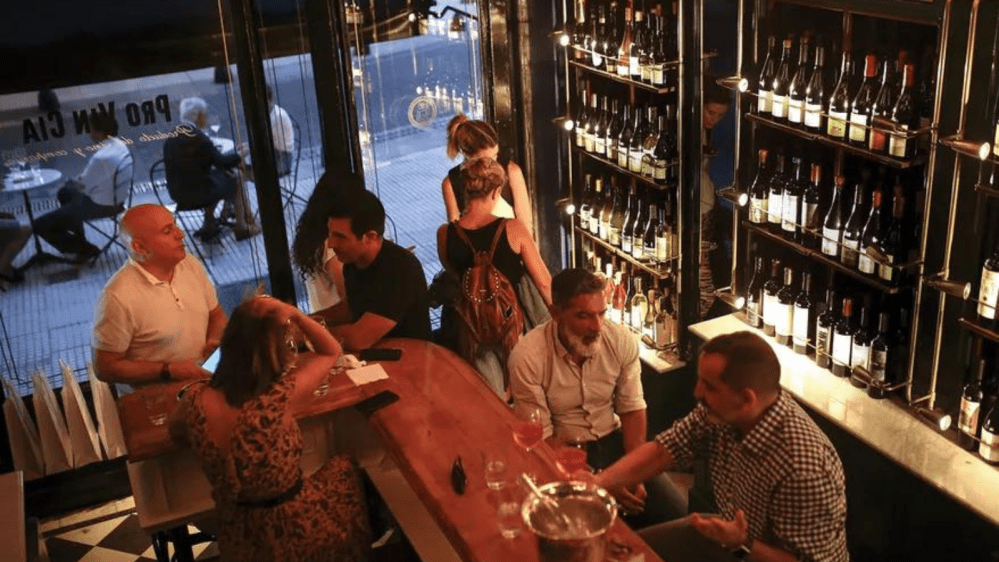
(512, 406, 543, 452)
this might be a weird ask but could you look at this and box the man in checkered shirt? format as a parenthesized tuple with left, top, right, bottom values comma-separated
(596, 331, 849, 562)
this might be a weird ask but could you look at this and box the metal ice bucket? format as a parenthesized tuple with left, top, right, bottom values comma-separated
(521, 481, 618, 562)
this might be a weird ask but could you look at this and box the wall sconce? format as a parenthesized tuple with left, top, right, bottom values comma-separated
(555, 197, 576, 216)
(939, 135, 991, 160)
(914, 405, 952, 432)
(924, 273, 971, 299)
(718, 186, 749, 207)
(553, 28, 572, 47)
(552, 116, 575, 131)
(714, 287, 745, 309)
(717, 76, 749, 92)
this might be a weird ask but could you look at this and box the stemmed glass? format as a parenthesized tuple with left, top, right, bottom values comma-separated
(512, 405, 543, 452)
(554, 439, 588, 477)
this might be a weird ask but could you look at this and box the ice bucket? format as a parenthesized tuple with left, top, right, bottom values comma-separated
(521, 481, 618, 562)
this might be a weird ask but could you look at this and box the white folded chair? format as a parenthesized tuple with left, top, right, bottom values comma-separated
(1, 377, 44, 480)
(31, 371, 73, 474)
(60, 359, 103, 467)
(87, 361, 126, 459)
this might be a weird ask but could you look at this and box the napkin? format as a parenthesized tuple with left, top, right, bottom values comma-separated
(346, 363, 389, 386)
(32, 371, 73, 474)
(2, 377, 44, 480)
(60, 360, 102, 467)
(87, 361, 126, 459)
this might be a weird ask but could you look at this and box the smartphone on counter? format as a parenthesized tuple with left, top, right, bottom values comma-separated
(359, 348, 403, 362)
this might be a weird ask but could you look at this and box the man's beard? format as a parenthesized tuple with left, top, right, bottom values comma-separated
(560, 325, 602, 358)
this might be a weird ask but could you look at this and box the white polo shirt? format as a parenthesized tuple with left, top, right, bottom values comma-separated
(92, 254, 218, 365)
(509, 319, 646, 442)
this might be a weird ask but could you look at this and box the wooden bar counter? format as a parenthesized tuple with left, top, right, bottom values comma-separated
(119, 338, 663, 562)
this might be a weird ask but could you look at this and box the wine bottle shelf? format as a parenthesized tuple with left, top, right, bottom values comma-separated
(742, 221, 911, 294)
(958, 316, 999, 344)
(574, 146, 678, 189)
(576, 227, 676, 279)
(745, 113, 928, 170)
(974, 183, 999, 199)
(568, 60, 678, 94)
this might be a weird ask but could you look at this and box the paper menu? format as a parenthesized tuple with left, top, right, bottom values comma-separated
(346, 364, 389, 386)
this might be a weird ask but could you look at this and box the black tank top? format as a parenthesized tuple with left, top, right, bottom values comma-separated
(448, 152, 515, 213)
(444, 218, 525, 286)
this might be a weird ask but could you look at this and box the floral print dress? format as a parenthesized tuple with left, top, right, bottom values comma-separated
(182, 378, 370, 562)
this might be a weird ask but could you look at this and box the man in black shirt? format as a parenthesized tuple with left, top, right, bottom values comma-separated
(316, 182, 431, 350)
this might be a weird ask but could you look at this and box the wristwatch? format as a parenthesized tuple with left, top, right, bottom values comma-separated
(730, 538, 753, 560)
(160, 362, 171, 382)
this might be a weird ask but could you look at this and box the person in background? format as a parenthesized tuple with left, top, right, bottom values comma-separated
(442, 114, 534, 238)
(0, 213, 31, 284)
(92, 204, 226, 389)
(437, 157, 551, 395)
(267, 84, 295, 177)
(34, 111, 130, 263)
(171, 295, 370, 561)
(700, 78, 734, 319)
(314, 184, 431, 350)
(594, 331, 849, 562)
(163, 97, 260, 241)
(509, 268, 685, 529)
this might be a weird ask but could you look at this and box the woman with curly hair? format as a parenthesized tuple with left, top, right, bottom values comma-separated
(172, 295, 370, 561)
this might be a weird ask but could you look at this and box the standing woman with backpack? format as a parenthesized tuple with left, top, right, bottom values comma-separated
(443, 115, 534, 238)
(437, 158, 552, 396)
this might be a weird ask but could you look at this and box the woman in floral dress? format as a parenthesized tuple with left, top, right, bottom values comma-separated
(174, 296, 370, 562)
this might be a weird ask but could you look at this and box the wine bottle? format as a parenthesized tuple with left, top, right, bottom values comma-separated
(583, 92, 600, 153)
(787, 36, 811, 126)
(857, 189, 884, 276)
(878, 184, 905, 284)
(571, 0, 588, 62)
(593, 95, 610, 156)
(616, 5, 633, 77)
(762, 259, 782, 337)
(782, 157, 806, 241)
(831, 296, 854, 377)
(867, 56, 894, 153)
(650, 4, 670, 86)
(792, 270, 814, 354)
(643, 198, 659, 261)
(748, 149, 770, 224)
(768, 153, 788, 230)
(652, 113, 672, 184)
(629, 187, 648, 260)
(655, 286, 677, 348)
(801, 163, 822, 249)
(804, 45, 827, 132)
(604, 261, 616, 315)
(590, 4, 607, 69)
(958, 356, 987, 451)
(630, 275, 648, 333)
(775, 267, 797, 347)
(612, 269, 627, 324)
(841, 179, 866, 268)
(745, 256, 766, 329)
(629, 105, 650, 173)
(848, 53, 878, 146)
(590, 175, 605, 235)
(629, 8, 646, 80)
(620, 184, 636, 254)
(888, 62, 917, 159)
(641, 108, 662, 178)
(617, 104, 635, 169)
(980, 401, 999, 465)
(655, 199, 670, 265)
(815, 289, 837, 369)
(638, 7, 655, 83)
(821, 175, 845, 257)
(609, 181, 628, 247)
(603, 3, 620, 75)
(868, 311, 892, 398)
(850, 304, 873, 387)
(770, 37, 795, 122)
(826, 50, 853, 139)
(599, 178, 615, 241)
(575, 84, 590, 149)
(605, 98, 623, 163)
(978, 240, 999, 324)
(578, 173, 595, 231)
(756, 35, 777, 115)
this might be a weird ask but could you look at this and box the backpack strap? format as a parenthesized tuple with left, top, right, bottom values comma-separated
(487, 220, 509, 261)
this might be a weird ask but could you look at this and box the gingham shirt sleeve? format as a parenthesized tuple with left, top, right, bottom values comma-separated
(770, 470, 850, 562)
(654, 403, 711, 471)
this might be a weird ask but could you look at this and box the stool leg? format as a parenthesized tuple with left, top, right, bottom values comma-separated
(150, 531, 170, 562)
(167, 526, 196, 562)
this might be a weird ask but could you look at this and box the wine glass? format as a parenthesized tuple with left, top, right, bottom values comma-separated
(554, 439, 588, 477)
(512, 405, 543, 452)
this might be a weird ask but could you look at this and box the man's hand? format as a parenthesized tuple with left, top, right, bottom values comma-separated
(170, 359, 211, 381)
(690, 509, 749, 549)
(615, 483, 647, 514)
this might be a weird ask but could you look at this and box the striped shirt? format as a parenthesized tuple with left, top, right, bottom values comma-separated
(656, 392, 849, 562)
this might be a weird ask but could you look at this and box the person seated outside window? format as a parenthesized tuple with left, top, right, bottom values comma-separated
(436, 157, 551, 395)
(170, 295, 370, 561)
(163, 97, 260, 241)
(313, 180, 431, 351)
(267, 84, 295, 178)
(34, 112, 130, 263)
(0, 212, 30, 284)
